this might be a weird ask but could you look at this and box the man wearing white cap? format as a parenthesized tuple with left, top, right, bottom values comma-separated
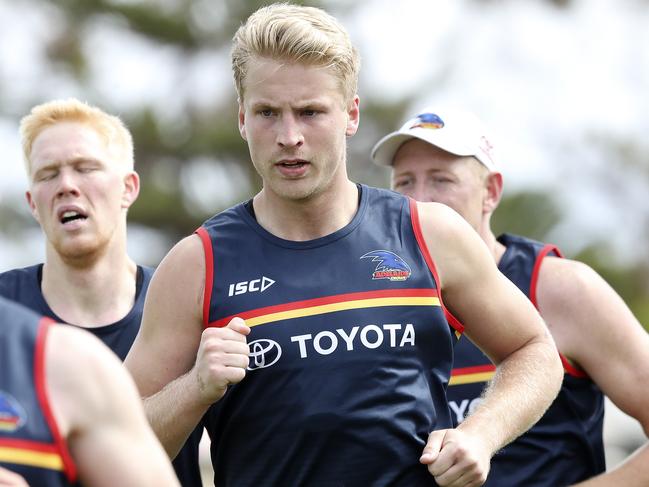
(373, 108, 649, 486)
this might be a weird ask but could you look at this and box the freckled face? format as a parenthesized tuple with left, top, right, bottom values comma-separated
(26, 122, 138, 260)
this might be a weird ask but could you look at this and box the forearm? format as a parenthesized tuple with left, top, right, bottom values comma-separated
(458, 337, 562, 455)
(572, 442, 649, 487)
(144, 370, 211, 459)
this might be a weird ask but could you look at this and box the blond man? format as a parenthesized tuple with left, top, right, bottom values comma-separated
(126, 5, 563, 486)
(374, 107, 649, 486)
(1, 99, 202, 485)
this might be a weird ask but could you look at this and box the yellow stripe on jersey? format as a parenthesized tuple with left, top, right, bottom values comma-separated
(449, 371, 495, 386)
(0, 446, 64, 471)
(246, 296, 440, 328)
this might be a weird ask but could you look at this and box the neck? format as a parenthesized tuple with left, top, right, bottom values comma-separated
(253, 180, 359, 241)
(478, 219, 506, 265)
(41, 242, 137, 327)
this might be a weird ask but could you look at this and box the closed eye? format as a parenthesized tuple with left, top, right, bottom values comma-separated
(393, 178, 414, 189)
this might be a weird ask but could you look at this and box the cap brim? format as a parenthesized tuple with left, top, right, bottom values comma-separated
(371, 132, 418, 166)
(372, 128, 498, 171)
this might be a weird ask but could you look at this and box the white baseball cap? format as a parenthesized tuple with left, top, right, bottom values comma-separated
(371, 108, 499, 171)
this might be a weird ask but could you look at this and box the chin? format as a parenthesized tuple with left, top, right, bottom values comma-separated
(272, 181, 320, 201)
(55, 239, 104, 261)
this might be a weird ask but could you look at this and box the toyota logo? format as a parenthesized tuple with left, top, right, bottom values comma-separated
(248, 338, 282, 370)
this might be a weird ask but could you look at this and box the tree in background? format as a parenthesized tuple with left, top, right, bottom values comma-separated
(0, 0, 647, 328)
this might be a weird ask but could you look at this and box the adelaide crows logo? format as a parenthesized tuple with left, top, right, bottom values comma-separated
(361, 250, 411, 281)
(409, 112, 444, 130)
(0, 391, 26, 432)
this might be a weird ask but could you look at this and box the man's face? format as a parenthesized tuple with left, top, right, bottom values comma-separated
(26, 121, 138, 262)
(391, 138, 488, 231)
(238, 58, 359, 202)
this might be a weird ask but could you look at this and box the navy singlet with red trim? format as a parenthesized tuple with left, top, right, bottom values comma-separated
(0, 296, 77, 485)
(0, 265, 203, 486)
(447, 233, 605, 486)
(197, 184, 460, 486)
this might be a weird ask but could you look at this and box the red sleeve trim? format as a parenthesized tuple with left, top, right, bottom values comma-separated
(560, 352, 589, 378)
(530, 245, 586, 378)
(530, 244, 563, 308)
(34, 318, 78, 483)
(195, 227, 214, 329)
(408, 198, 464, 335)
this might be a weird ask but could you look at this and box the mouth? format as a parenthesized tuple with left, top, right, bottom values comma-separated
(59, 210, 88, 225)
(276, 159, 308, 169)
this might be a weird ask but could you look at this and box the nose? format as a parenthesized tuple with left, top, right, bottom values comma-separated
(56, 169, 80, 198)
(276, 114, 304, 149)
(406, 183, 432, 203)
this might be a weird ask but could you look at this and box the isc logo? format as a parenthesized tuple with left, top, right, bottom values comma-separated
(228, 276, 275, 296)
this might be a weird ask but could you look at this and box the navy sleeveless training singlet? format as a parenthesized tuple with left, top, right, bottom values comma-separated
(0, 265, 203, 486)
(446, 233, 605, 487)
(0, 296, 77, 485)
(197, 185, 462, 486)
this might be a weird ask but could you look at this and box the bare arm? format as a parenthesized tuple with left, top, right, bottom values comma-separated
(416, 202, 563, 486)
(0, 467, 30, 487)
(124, 235, 250, 458)
(47, 325, 180, 487)
(537, 258, 649, 487)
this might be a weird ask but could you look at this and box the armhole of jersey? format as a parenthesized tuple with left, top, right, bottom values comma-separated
(408, 198, 464, 336)
(560, 353, 589, 378)
(530, 244, 586, 378)
(34, 318, 78, 483)
(530, 244, 563, 309)
(195, 227, 214, 329)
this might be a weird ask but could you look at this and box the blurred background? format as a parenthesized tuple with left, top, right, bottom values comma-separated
(1, 0, 647, 483)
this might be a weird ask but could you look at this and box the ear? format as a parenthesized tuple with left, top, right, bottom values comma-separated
(483, 171, 503, 214)
(345, 95, 360, 137)
(121, 171, 140, 209)
(25, 190, 40, 223)
(238, 102, 247, 141)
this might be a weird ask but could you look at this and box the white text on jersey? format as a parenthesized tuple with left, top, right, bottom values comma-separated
(291, 323, 416, 358)
(228, 276, 276, 296)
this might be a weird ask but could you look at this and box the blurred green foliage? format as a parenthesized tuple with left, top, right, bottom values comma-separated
(0, 0, 647, 330)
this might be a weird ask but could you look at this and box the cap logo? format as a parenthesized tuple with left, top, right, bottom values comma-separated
(410, 112, 444, 130)
(478, 135, 496, 166)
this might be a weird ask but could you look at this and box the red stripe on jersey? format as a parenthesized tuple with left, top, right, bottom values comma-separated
(208, 288, 439, 328)
(34, 318, 77, 482)
(408, 198, 464, 335)
(452, 364, 496, 376)
(196, 227, 215, 328)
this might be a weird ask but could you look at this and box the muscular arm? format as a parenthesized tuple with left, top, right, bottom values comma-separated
(537, 258, 649, 487)
(124, 235, 249, 458)
(417, 202, 563, 485)
(47, 325, 180, 487)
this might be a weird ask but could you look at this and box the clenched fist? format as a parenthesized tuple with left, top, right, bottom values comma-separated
(193, 317, 250, 405)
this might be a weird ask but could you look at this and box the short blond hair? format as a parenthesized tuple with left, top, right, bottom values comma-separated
(231, 3, 360, 103)
(20, 98, 134, 173)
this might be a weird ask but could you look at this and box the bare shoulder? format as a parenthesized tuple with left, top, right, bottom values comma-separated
(537, 255, 649, 368)
(416, 200, 471, 241)
(141, 233, 206, 333)
(46, 325, 130, 434)
(150, 234, 206, 303)
(125, 233, 207, 394)
(536, 256, 601, 306)
(415, 200, 494, 292)
(536, 256, 615, 339)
